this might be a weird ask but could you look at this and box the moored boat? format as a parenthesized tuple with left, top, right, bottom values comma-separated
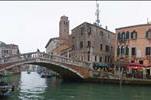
(0, 74, 14, 97)
(0, 82, 13, 96)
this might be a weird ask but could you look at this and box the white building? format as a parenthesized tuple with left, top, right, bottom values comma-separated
(45, 38, 59, 55)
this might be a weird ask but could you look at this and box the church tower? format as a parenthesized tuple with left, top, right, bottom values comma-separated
(59, 16, 69, 40)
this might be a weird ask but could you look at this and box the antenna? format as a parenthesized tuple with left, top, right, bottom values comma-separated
(95, 0, 101, 26)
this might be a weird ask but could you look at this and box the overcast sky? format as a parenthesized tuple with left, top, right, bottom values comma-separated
(0, 1, 151, 53)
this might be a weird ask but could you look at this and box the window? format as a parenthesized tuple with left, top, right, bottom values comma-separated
(3, 50, 9, 54)
(100, 44, 103, 51)
(80, 41, 83, 49)
(131, 30, 137, 39)
(131, 47, 136, 56)
(72, 36, 75, 39)
(108, 56, 110, 63)
(117, 46, 120, 56)
(95, 56, 97, 61)
(122, 32, 125, 40)
(80, 27, 84, 35)
(125, 46, 129, 55)
(139, 60, 143, 64)
(121, 46, 124, 55)
(100, 31, 103, 37)
(105, 45, 109, 52)
(126, 31, 129, 39)
(146, 47, 151, 55)
(146, 29, 151, 39)
(87, 41, 91, 48)
(99, 56, 102, 62)
(87, 27, 91, 35)
(117, 32, 121, 40)
(64, 21, 66, 24)
(105, 56, 107, 63)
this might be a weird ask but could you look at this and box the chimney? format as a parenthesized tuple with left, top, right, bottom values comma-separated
(105, 26, 108, 30)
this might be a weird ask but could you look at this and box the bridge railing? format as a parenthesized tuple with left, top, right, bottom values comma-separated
(0, 51, 91, 68)
(36, 52, 91, 68)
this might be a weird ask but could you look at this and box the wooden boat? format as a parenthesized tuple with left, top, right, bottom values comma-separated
(0, 82, 13, 96)
(0, 74, 14, 96)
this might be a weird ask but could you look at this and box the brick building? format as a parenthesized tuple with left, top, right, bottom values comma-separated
(45, 16, 71, 56)
(46, 16, 115, 66)
(70, 22, 115, 65)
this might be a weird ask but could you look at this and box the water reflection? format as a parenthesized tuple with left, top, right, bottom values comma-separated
(19, 72, 47, 100)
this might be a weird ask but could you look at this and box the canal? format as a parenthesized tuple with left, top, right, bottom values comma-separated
(3, 72, 151, 100)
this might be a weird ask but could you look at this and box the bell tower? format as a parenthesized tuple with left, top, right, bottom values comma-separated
(59, 16, 69, 40)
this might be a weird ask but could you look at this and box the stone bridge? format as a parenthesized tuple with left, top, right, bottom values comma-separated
(0, 51, 92, 81)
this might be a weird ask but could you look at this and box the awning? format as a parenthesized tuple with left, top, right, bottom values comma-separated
(127, 63, 144, 70)
(127, 66, 143, 70)
(127, 63, 144, 67)
(93, 63, 109, 68)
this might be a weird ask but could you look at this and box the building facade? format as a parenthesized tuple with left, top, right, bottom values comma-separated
(70, 22, 115, 65)
(115, 24, 151, 66)
(0, 41, 20, 58)
(45, 16, 115, 66)
(45, 38, 59, 55)
(45, 16, 71, 57)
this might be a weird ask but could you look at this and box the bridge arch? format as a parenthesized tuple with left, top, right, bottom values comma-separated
(2, 60, 85, 81)
(0, 51, 91, 81)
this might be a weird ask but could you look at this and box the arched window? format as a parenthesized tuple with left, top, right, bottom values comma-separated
(122, 32, 125, 40)
(125, 46, 129, 55)
(131, 30, 137, 39)
(117, 46, 120, 56)
(117, 32, 121, 40)
(100, 31, 103, 37)
(87, 26, 91, 36)
(121, 46, 124, 55)
(80, 27, 84, 35)
(126, 31, 129, 39)
(146, 29, 151, 39)
(87, 41, 91, 48)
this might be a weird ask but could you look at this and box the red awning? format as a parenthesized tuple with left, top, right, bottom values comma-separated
(127, 63, 144, 70)
(127, 63, 144, 67)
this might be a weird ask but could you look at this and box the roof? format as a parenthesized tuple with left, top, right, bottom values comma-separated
(0, 41, 6, 47)
(72, 22, 115, 35)
(116, 23, 151, 30)
(0, 41, 18, 49)
(52, 43, 71, 54)
(45, 37, 59, 48)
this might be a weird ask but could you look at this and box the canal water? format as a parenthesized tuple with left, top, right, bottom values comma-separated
(3, 72, 151, 100)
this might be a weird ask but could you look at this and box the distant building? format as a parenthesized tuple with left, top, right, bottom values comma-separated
(0, 41, 20, 58)
(46, 16, 115, 66)
(59, 16, 70, 41)
(45, 16, 71, 56)
(45, 37, 59, 55)
(115, 23, 151, 66)
(70, 22, 115, 65)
